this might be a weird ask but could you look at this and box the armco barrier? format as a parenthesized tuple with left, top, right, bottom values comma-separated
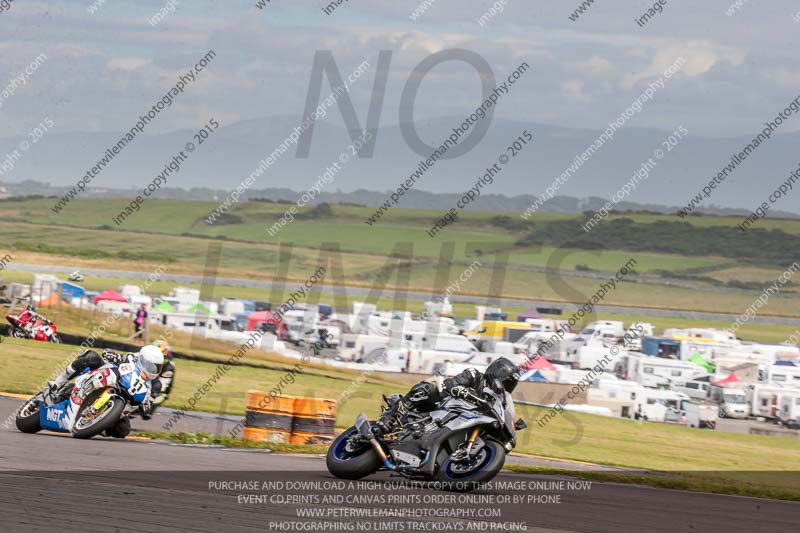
(242, 391, 337, 445)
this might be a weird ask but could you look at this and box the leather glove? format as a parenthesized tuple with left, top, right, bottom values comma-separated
(140, 398, 154, 419)
(449, 386, 470, 400)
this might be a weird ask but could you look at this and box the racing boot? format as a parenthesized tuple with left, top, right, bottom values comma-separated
(44, 365, 75, 401)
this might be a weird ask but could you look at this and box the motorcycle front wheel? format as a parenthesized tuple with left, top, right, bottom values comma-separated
(72, 390, 126, 439)
(326, 426, 381, 480)
(15, 396, 42, 433)
(435, 439, 506, 491)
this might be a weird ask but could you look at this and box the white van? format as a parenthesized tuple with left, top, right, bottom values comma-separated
(707, 385, 749, 419)
(675, 380, 711, 400)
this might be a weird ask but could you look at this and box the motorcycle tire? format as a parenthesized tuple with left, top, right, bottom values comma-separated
(326, 427, 381, 480)
(10, 329, 27, 339)
(104, 417, 131, 439)
(72, 392, 127, 439)
(435, 439, 506, 492)
(15, 397, 42, 433)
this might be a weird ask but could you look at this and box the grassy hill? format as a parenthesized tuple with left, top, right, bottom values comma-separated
(0, 198, 798, 320)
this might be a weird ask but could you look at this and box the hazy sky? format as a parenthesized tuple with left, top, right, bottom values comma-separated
(1, 0, 799, 140)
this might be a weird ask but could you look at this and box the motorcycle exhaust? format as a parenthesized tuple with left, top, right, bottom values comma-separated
(355, 413, 397, 470)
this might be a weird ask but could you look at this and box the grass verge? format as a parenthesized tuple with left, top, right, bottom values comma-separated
(505, 465, 800, 501)
(132, 430, 327, 454)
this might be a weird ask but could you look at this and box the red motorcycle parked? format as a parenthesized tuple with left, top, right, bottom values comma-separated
(5, 307, 61, 343)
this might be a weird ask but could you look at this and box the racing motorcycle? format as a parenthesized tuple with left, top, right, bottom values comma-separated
(15, 360, 151, 439)
(326, 384, 527, 491)
(5, 312, 61, 343)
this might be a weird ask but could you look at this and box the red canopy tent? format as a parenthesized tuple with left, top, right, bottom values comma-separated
(520, 356, 557, 371)
(93, 289, 127, 305)
(246, 311, 281, 332)
(711, 373, 742, 386)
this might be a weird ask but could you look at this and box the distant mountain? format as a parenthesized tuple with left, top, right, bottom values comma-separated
(1, 115, 799, 215)
(2, 180, 798, 220)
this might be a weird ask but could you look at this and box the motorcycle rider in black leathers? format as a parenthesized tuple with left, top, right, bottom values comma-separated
(374, 357, 521, 436)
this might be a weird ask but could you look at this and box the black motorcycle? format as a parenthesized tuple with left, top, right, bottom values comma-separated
(326, 384, 526, 491)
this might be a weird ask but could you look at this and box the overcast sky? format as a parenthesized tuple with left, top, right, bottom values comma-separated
(1, 0, 799, 141)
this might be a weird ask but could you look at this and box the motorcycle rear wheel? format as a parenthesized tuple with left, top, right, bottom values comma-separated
(326, 427, 381, 480)
(435, 439, 506, 491)
(15, 397, 42, 433)
(72, 391, 126, 439)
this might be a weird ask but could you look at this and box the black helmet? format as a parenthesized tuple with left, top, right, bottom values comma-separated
(26, 304, 36, 313)
(485, 357, 521, 393)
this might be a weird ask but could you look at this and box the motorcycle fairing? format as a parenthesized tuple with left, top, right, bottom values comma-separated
(39, 399, 76, 432)
(390, 398, 498, 476)
(118, 363, 149, 404)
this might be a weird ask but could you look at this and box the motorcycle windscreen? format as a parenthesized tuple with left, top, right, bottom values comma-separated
(355, 413, 373, 438)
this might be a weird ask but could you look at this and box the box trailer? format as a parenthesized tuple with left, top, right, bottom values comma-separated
(681, 401, 718, 429)
(777, 393, 800, 429)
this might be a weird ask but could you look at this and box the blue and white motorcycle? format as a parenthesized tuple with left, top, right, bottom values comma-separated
(16, 359, 152, 439)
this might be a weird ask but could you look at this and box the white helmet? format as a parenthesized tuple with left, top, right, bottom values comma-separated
(137, 345, 165, 380)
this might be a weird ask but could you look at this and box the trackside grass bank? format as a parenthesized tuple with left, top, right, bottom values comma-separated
(1, 337, 799, 497)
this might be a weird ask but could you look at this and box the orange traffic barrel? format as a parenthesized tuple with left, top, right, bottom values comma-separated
(290, 397, 337, 445)
(242, 426, 290, 444)
(242, 390, 295, 443)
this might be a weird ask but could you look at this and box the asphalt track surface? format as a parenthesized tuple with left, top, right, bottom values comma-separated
(10, 262, 800, 326)
(1, 399, 799, 532)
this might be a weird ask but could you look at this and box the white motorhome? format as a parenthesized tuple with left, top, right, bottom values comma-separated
(666, 328, 738, 344)
(583, 321, 625, 337)
(707, 384, 749, 419)
(591, 376, 643, 399)
(514, 331, 577, 360)
(766, 364, 800, 388)
(567, 344, 625, 371)
(634, 389, 688, 423)
(168, 287, 200, 310)
(383, 348, 477, 374)
(521, 318, 569, 334)
(620, 353, 707, 388)
(338, 334, 395, 362)
(426, 334, 479, 354)
(431, 352, 529, 377)
(747, 384, 794, 418)
(623, 322, 654, 350)
(219, 298, 246, 317)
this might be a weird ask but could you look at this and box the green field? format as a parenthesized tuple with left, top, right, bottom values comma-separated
(1, 338, 798, 495)
(1, 198, 799, 319)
